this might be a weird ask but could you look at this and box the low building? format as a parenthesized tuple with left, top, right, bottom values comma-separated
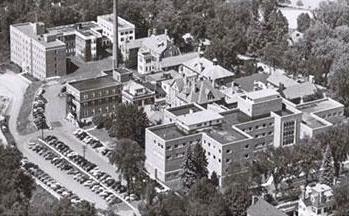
(247, 199, 287, 216)
(180, 56, 235, 87)
(122, 80, 156, 107)
(66, 75, 122, 122)
(10, 22, 66, 80)
(298, 183, 334, 216)
(166, 78, 225, 107)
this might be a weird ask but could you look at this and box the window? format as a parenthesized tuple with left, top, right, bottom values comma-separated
(226, 149, 231, 154)
(244, 154, 249, 159)
(283, 120, 295, 145)
(245, 144, 249, 149)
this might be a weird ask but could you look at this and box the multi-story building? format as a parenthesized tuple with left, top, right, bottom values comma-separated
(66, 75, 122, 122)
(97, 14, 135, 46)
(122, 80, 156, 107)
(46, 22, 103, 61)
(145, 89, 305, 185)
(137, 30, 181, 74)
(10, 22, 66, 80)
(298, 183, 334, 216)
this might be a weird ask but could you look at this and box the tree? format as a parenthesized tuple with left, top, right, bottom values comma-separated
(223, 163, 253, 216)
(181, 145, 197, 192)
(187, 178, 228, 216)
(110, 139, 145, 195)
(181, 144, 209, 192)
(0, 146, 35, 216)
(315, 125, 349, 177)
(293, 139, 322, 186)
(297, 13, 311, 32)
(108, 103, 149, 147)
(333, 177, 349, 216)
(329, 53, 349, 115)
(53, 198, 96, 216)
(210, 171, 219, 187)
(192, 143, 208, 180)
(313, 0, 349, 28)
(143, 192, 187, 216)
(319, 145, 335, 186)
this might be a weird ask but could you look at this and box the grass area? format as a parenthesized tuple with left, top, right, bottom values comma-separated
(29, 184, 59, 216)
(17, 81, 43, 135)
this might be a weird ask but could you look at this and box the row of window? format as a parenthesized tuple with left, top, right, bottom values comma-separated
(80, 105, 115, 118)
(254, 131, 273, 138)
(319, 111, 343, 119)
(241, 122, 274, 133)
(82, 89, 120, 99)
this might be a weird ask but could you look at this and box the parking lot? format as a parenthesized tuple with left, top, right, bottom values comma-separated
(0, 71, 139, 215)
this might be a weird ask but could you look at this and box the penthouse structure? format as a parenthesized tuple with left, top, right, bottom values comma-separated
(10, 22, 66, 80)
(122, 80, 156, 107)
(145, 89, 305, 185)
(97, 14, 135, 46)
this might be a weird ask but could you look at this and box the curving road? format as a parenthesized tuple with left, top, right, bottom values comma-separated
(0, 72, 138, 215)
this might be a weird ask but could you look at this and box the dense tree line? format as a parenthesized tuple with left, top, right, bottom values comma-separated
(0, 143, 97, 216)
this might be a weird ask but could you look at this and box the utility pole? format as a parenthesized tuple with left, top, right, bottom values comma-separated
(41, 120, 44, 139)
(82, 145, 87, 159)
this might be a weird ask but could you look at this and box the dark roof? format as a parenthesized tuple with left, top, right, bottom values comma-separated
(234, 73, 269, 92)
(68, 75, 120, 92)
(247, 199, 287, 216)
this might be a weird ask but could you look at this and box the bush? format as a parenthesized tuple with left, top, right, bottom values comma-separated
(296, 0, 304, 7)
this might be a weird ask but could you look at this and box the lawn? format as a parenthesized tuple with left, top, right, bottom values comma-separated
(17, 81, 43, 135)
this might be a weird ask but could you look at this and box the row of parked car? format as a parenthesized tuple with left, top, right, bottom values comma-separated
(21, 159, 81, 203)
(73, 129, 112, 159)
(32, 88, 49, 130)
(28, 140, 122, 206)
(43, 136, 132, 195)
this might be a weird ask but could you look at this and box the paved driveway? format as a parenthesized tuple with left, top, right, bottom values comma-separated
(0, 72, 137, 215)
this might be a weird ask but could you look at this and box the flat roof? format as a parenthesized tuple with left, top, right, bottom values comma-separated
(297, 98, 343, 114)
(205, 109, 251, 144)
(68, 75, 120, 92)
(302, 114, 327, 129)
(145, 70, 181, 82)
(160, 52, 199, 68)
(177, 110, 223, 126)
(47, 21, 100, 35)
(150, 124, 188, 140)
(97, 14, 135, 29)
(207, 126, 248, 144)
(12, 22, 65, 48)
(167, 104, 204, 116)
(245, 89, 279, 101)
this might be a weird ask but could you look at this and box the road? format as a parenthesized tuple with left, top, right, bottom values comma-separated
(0, 71, 138, 215)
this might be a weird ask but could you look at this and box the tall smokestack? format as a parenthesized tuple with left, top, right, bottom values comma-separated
(112, 0, 118, 70)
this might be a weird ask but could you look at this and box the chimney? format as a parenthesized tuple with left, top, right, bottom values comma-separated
(112, 0, 119, 70)
(164, 29, 168, 35)
(152, 28, 157, 35)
